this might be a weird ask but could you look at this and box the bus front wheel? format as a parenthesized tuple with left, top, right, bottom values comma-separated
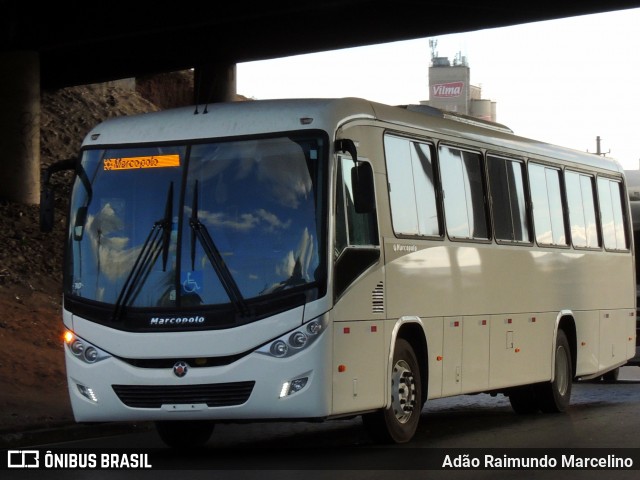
(155, 420, 215, 448)
(535, 329, 572, 413)
(362, 338, 422, 443)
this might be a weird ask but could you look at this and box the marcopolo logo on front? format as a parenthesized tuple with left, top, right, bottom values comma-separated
(149, 316, 205, 326)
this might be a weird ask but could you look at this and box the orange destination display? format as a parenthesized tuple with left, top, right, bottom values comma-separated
(103, 154, 180, 170)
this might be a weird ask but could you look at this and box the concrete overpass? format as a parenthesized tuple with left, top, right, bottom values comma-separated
(3, 0, 640, 204)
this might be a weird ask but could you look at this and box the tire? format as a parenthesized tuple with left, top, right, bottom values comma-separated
(155, 420, 215, 448)
(508, 384, 539, 414)
(602, 367, 620, 383)
(535, 329, 572, 413)
(362, 338, 422, 443)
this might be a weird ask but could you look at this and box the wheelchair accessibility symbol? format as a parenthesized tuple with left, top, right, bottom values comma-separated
(181, 271, 202, 294)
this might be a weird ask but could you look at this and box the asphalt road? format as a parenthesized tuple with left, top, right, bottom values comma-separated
(4, 367, 639, 480)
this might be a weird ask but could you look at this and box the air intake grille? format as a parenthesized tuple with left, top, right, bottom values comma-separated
(112, 381, 255, 408)
(372, 281, 384, 314)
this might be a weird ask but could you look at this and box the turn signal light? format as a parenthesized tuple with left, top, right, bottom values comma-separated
(64, 330, 75, 344)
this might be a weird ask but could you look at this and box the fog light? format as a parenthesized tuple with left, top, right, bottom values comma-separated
(77, 384, 98, 403)
(279, 377, 309, 398)
(279, 382, 290, 398)
(289, 377, 308, 393)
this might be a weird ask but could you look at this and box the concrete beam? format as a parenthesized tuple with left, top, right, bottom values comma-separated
(193, 63, 237, 104)
(0, 51, 40, 205)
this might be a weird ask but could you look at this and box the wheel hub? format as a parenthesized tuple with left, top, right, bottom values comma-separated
(391, 359, 417, 423)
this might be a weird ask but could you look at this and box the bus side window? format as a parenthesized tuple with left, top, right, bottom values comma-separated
(597, 177, 629, 251)
(439, 145, 489, 240)
(487, 155, 531, 243)
(384, 135, 441, 237)
(335, 161, 349, 257)
(529, 163, 568, 246)
(334, 156, 380, 298)
(565, 171, 601, 249)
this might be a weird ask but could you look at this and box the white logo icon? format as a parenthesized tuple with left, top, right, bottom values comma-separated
(7, 450, 39, 468)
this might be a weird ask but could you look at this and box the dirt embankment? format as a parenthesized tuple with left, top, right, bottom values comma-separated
(0, 71, 193, 432)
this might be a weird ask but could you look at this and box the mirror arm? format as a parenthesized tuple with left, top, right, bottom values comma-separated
(335, 139, 359, 163)
(42, 157, 77, 187)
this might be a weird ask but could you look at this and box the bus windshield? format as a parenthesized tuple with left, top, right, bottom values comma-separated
(65, 134, 327, 328)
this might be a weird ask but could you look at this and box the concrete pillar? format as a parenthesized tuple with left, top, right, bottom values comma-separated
(193, 63, 237, 104)
(0, 51, 40, 205)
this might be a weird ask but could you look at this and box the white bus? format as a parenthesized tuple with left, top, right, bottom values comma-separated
(44, 98, 636, 446)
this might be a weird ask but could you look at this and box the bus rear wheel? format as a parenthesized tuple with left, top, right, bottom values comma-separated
(155, 420, 215, 448)
(363, 338, 422, 443)
(602, 367, 620, 383)
(508, 384, 539, 414)
(535, 329, 572, 413)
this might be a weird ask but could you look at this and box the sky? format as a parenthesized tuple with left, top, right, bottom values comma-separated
(237, 7, 640, 171)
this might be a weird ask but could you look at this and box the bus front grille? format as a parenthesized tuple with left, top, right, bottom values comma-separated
(112, 381, 255, 408)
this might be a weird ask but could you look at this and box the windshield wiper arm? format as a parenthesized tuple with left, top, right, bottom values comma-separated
(189, 180, 249, 316)
(112, 182, 173, 321)
(161, 182, 174, 271)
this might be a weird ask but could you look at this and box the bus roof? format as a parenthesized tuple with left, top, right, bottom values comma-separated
(82, 97, 624, 175)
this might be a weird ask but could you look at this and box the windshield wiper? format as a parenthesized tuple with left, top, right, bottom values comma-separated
(189, 180, 250, 317)
(112, 182, 173, 321)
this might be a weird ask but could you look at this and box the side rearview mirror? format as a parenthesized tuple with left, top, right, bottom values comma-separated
(39, 185, 56, 233)
(39, 158, 77, 232)
(351, 162, 376, 214)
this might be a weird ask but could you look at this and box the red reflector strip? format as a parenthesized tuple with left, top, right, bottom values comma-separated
(343, 327, 350, 334)
(371, 325, 377, 333)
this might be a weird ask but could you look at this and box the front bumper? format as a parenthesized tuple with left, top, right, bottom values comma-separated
(65, 323, 333, 423)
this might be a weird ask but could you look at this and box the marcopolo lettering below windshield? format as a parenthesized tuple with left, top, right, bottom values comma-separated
(149, 316, 205, 326)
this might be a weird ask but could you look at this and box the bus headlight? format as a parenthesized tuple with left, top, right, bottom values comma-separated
(84, 347, 99, 363)
(64, 330, 111, 364)
(289, 331, 308, 348)
(257, 316, 328, 358)
(70, 340, 85, 356)
(270, 340, 289, 357)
